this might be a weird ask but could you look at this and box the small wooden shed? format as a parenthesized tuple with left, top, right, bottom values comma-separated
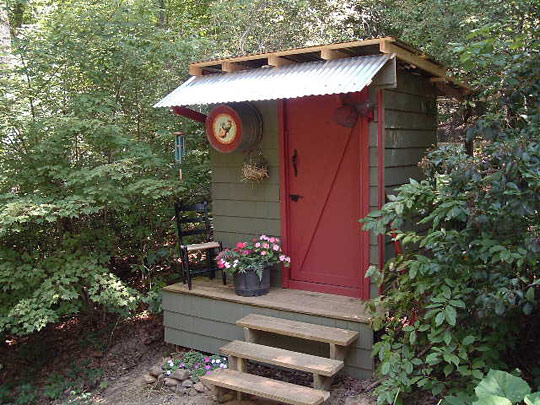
(154, 37, 466, 389)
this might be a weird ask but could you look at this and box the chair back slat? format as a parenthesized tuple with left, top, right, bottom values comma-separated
(177, 217, 206, 224)
(175, 201, 211, 246)
(177, 202, 207, 212)
(181, 228, 209, 237)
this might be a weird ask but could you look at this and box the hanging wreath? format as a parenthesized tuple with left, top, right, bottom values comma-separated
(241, 151, 269, 183)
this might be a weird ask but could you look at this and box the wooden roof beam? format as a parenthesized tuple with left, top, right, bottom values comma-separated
(189, 65, 204, 76)
(379, 39, 447, 78)
(267, 55, 296, 67)
(221, 61, 251, 73)
(320, 48, 348, 60)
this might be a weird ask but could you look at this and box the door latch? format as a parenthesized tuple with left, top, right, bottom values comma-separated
(289, 194, 303, 202)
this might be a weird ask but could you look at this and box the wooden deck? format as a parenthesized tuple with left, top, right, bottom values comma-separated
(163, 279, 371, 323)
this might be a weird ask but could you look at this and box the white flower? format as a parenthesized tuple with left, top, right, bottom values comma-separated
(216, 359, 221, 364)
(166, 370, 171, 375)
(211, 359, 215, 363)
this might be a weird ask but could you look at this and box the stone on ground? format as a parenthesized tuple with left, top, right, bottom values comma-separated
(148, 365, 162, 377)
(182, 379, 193, 388)
(194, 382, 205, 392)
(172, 369, 190, 381)
(164, 377, 179, 387)
(142, 374, 157, 384)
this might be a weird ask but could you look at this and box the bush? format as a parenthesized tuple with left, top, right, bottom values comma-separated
(446, 369, 540, 405)
(362, 30, 539, 402)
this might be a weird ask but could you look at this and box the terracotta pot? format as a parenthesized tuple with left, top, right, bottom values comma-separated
(233, 267, 271, 297)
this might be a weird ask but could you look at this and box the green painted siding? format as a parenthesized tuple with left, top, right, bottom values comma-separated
(210, 101, 281, 249)
(368, 70, 438, 298)
(163, 291, 374, 379)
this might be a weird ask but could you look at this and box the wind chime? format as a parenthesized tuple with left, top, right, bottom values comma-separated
(174, 131, 187, 180)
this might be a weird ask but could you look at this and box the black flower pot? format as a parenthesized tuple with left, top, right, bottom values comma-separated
(233, 267, 271, 297)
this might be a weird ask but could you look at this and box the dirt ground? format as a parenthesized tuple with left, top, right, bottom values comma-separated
(1, 313, 378, 404)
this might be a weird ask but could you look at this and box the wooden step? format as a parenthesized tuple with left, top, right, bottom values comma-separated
(221, 340, 343, 377)
(201, 368, 330, 405)
(237, 314, 358, 346)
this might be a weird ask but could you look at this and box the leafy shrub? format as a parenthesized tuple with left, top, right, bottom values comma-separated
(446, 370, 540, 405)
(0, 0, 209, 337)
(362, 30, 539, 403)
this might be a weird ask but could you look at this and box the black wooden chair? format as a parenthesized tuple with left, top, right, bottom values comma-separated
(174, 201, 225, 290)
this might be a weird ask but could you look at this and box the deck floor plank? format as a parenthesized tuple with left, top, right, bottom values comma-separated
(163, 279, 370, 323)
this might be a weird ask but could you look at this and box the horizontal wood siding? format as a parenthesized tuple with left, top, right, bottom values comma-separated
(163, 291, 373, 379)
(210, 101, 282, 282)
(367, 71, 437, 297)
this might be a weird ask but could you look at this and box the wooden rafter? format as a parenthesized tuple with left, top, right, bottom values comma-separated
(187, 36, 469, 95)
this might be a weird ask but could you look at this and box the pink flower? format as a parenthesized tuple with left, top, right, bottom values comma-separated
(236, 242, 247, 249)
(242, 250, 251, 255)
(262, 243, 270, 249)
(268, 237, 276, 243)
(205, 365, 211, 370)
(261, 251, 267, 256)
(255, 242, 260, 248)
(205, 357, 210, 363)
(279, 255, 286, 261)
(273, 244, 279, 251)
(217, 260, 225, 269)
(260, 235, 268, 240)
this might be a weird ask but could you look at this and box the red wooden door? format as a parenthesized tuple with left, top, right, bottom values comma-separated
(280, 92, 370, 298)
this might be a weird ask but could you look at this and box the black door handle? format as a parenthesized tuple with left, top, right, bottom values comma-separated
(292, 149, 298, 177)
(289, 194, 303, 202)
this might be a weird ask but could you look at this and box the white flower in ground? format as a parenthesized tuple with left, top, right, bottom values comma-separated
(166, 370, 171, 375)
(211, 359, 215, 364)
(216, 359, 221, 364)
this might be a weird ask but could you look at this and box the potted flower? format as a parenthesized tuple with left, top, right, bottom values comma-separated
(216, 234, 290, 297)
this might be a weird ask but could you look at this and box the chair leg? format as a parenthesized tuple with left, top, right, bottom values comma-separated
(219, 242, 226, 285)
(207, 249, 215, 280)
(179, 249, 187, 284)
(182, 247, 192, 290)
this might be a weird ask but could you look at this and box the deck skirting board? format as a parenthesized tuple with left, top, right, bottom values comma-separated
(163, 291, 374, 379)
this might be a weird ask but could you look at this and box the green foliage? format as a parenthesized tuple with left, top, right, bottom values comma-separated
(446, 370, 540, 405)
(163, 351, 228, 382)
(362, 25, 539, 402)
(216, 235, 290, 280)
(0, 0, 210, 336)
(42, 362, 104, 400)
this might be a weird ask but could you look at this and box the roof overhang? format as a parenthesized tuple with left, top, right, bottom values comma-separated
(154, 37, 469, 109)
(154, 54, 396, 108)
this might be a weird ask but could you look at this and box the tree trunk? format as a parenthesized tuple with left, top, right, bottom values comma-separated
(0, 1, 12, 66)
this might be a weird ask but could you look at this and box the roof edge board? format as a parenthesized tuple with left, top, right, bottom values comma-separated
(372, 55, 397, 89)
(189, 37, 395, 70)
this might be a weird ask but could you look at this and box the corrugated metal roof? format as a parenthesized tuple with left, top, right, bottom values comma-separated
(154, 54, 394, 108)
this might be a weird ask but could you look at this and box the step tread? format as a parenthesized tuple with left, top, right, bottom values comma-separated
(237, 314, 358, 346)
(221, 340, 343, 376)
(201, 368, 329, 405)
